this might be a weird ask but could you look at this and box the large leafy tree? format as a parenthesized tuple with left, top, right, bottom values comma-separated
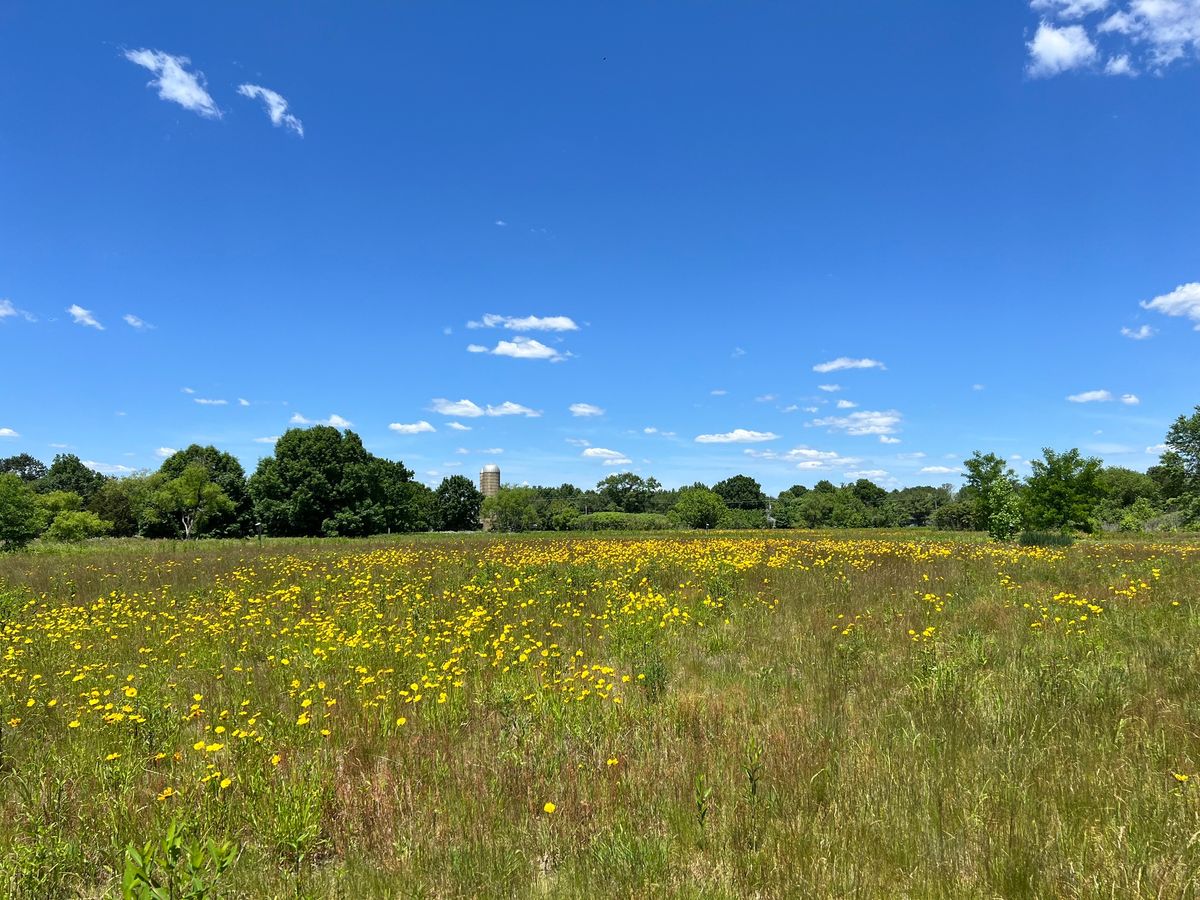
(87, 477, 146, 538)
(151, 464, 235, 539)
(158, 445, 251, 536)
(712, 475, 766, 510)
(962, 451, 1020, 535)
(672, 487, 726, 528)
(435, 475, 483, 531)
(0, 453, 48, 483)
(0, 473, 46, 550)
(38, 454, 106, 502)
(1022, 447, 1104, 532)
(596, 473, 660, 513)
(482, 487, 541, 532)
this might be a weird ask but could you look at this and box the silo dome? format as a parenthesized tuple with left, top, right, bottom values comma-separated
(481, 464, 501, 473)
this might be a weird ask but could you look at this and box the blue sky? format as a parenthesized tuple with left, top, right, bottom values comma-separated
(1, 1, 1198, 493)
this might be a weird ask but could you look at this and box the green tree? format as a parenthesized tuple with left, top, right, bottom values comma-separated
(0, 473, 46, 550)
(712, 475, 766, 510)
(1022, 447, 1104, 533)
(1166, 406, 1200, 487)
(159, 445, 251, 536)
(0, 453, 47, 482)
(435, 475, 484, 531)
(87, 477, 145, 537)
(38, 453, 106, 502)
(45, 510, 112, 543)
(482, 487, 541, 532)
(596, 473, 660, 513)
(962, 451, 1018, 533)
(1147, 451, 1188, 504)
(37, 490, 83, 516)
(672, 487, 727, 529)
(151, 464, 235, 539)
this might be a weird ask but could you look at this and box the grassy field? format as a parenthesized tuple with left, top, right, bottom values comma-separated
(1, 530, 1199, 898)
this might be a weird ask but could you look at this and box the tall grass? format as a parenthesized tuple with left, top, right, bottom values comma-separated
(0, 531, 1198, 897)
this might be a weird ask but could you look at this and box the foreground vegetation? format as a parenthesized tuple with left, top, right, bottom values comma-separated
(1, 530, 1199, 897)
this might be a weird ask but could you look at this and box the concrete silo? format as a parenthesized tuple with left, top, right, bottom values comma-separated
(479, 464, 501, 499)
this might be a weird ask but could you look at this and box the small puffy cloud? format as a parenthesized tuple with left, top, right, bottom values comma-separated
(68, 304, 103, 330)
(389, 421, 436, 434)
(1121, 324, 1155, 340)
(181, 387, 195, 394)
(455, 447, 469, 455)
(1121, 393, 1140, 405)
(1142, 282, 1200, 329)
(566, 437, 591, 447)
(1105, 53, 1135, 74)
(155, 447, 177, 458)
(472, 336, 566, 361)
(253, 436, 279, 444)
(467, 314, 579, 332)
(813, 357, 885, 373)
(972, 383, 986, 391)
(755, 394, 776, 403)
(447, 421, 471, 431)
(1066, 389, 1114, 403)
(290, 413, 352, 427)
(582, 447, 631, 466)
(643, 427, 658, 434)
(123, 313, 152, 329)
(432, 399, 484, 417)
(746, 446, 861, 470)
(1027, 21, 1099, 76)
(897, 451, 927, 460)
(732, 347, 746, 358)
(0, 300, 35, 322)
(194, 398, 227, 406)
(694, 429, 780, 444)
(810, 409, 902, 437)
(836, 399, 858, 409)
(237, 84, 303, 136)
(481, 447, 504, 454)
(570, 403, 605, 417)
(879, 435, 902, 445)
(817, 384, 842, 392)
(1031, 0, 1111, 18)
(0, 427, 19, 438)
(494, 219, 508, 227)
(845, 469, 889, 479)
(238, 398, 250, 407)
(710, 389, 728, 396)
(921, 465, 962, 475)
(488, 401, 540, 417)
(124, 49, 220, 118)
(83, 460, 136, 475)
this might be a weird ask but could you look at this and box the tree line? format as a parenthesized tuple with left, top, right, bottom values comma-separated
(1, 406, 1198, 549)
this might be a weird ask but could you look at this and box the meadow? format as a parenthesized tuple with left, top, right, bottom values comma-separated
(1, 530, 1199, 898)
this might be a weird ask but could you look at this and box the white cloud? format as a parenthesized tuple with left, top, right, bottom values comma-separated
(1027, 21, 1100, 76)
(1099, 1, 1200, 69)
(494, 220, 508, 227)
(810, 409, 902, 437)
(467, 314, 578, 332)
(1032, 0, 1111, 18)
(432, 399, 485, 417)
(1146, 443, 1168, 454)
(487, 401, 541, 417)
(123, 313, 152, 329)
(1120, 324, 1155, 339)
(447, 421, 471, 431)
(124, 49, 220, 118)
(455, 447, 470, 454)
(194, 398, 228, 406)
(732, 347, 746, 359)
(0, 427, 18, 438)
(745, 446, 861, 470)
(710, 389, 728, 396)
(289, 413, 352, 427)
(389, 420, 436, 434)
(1067, 389, 1114, 403)
(1142, 282, 1200, 329)
(83, 460, 137, 475)
(155, 447, 177, 458)
(238, 398, 250, 407)
(67, 304, 103, 330)
(566, 438, 591, 447)
(181, 387, 195, 394)
(481, 447, 504, 454)
(471, 336, 566, 361)
(754, 394, 776, 403)
(582, 447, 631, 466)
(694, 429, 780, 444)
(237, 84, 303, 136)
(1105, 53, 1136, 73)
(253, 436, 279, 444)
(972, 383, 986, 391)
(1121, 393, 1140, 405)
(921, 465, 961, 475)
(817, 384, 842, 392)
(845, 469, 889, 479)
(570, 403, 605, 417)
(897, 452, 927, 460)
(643, 427, 658, 434)
(0, 299, 35, 322)
(813, 357, 886, 373)
(836, 399, 858, 409)
(879, 435, 902, 445)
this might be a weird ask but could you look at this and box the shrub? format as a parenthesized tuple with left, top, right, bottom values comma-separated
(572, 512, 676, 531)
(45, 510, 112, 543)
(717, 508, 768, 530)
(1018, 530, 1075, 547)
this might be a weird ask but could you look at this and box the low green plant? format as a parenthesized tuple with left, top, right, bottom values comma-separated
(122, 819, 238, 900)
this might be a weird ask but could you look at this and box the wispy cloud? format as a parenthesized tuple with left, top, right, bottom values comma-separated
(836, 399, 858, 409)
(1142, 282, 1200, 329)
(1026, 1, 1200, 76)
(83, 460, 137, 475)
(124, 49, 220, 118)
(194, 398, 228, 406)
(290, 413, 352, 427)
(582, 447, 632, 465)
(447, 421, 471, 431)
(430, 398, 540, 418)
(67, 304, 103, 330)
(388, 421, 436, 434)
(0, 299, 35, 322)
(813, 357, 886, 373)
(920, 465, 961, 475)
(745, 446, 860, 470)
(1121, 393, 1140, 405)
(253, 436, 279, 444)
(1120, 324, 1155, 340)
(694, 429, 779, 444)
(467, 314, 578, 332)
(238, 398, 250, 407)
(810, 409, 902, 437)
(237, 84, 303, 136)
(570, 403, 605, 417)
(1066, 389, 1113, 403)
(710, 389, 728, 396)
(817, 384, 842, 392)
(468, 336, 567, 361)
(123, 313, 153, 330)
(0, 427, 19, 438)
